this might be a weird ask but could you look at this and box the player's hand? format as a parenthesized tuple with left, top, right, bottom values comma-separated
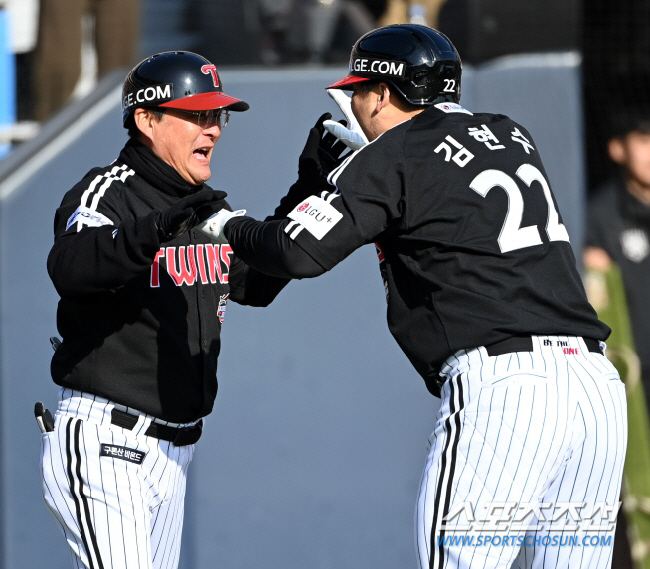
(324, 88, 369, 150)
(197, 209, 247, 244)
(267, 114, 349, 221)
(299, 112, 350, 184)
(155, 188, 227, 242)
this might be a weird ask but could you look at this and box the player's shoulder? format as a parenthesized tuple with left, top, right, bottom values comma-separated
(412, 104, 519, 131)
(60, 160, 135, 208)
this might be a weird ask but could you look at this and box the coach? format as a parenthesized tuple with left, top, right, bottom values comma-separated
(39, 51, 291, 569)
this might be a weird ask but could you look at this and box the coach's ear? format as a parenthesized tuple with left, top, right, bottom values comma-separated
(134, 108, 158, 143)
(376, 82, 392, 112)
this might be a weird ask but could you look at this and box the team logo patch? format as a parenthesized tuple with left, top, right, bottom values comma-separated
(288, 196, 342, 240)
(434, 102, 472, 115)
(620, 228, 649, 263)
(350, 57, 406, 78)
(201, 64, 219, 88)
(100, 444, 146, 465)
(217, 293, 229, 323)
(66, 206, 114, 230)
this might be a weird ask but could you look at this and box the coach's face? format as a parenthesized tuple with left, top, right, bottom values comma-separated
(135, 108, 221, 185)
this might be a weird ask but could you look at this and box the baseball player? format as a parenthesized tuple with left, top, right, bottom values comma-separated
(38, 51, 336, 569)
(201, 25, 627, 569)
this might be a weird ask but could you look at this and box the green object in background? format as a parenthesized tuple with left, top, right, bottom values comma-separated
(585, 265, 650, 568)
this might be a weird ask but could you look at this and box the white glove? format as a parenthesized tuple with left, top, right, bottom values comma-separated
(323, 88, 369, 151)
(197, 209, 246, 244)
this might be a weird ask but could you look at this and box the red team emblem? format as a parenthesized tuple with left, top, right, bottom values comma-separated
(298, 202, 309, 212)
(201, 64, 219, 88)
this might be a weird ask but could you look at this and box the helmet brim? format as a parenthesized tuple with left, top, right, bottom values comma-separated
(326, 75, 372, 90)
(159, 91, 250, 112)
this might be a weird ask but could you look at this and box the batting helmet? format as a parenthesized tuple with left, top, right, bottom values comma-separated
(327, 24, 462, 106)
(122, 51, 249, 127)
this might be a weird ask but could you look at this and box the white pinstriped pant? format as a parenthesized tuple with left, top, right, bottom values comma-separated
(40, 389, 197, 569)
(416, 336, 627, 569)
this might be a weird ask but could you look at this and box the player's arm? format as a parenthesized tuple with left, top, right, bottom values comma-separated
(48, 175, 222, 298)
(219, 113, 354, 302)
(225, 218, 328, 279)
(226, 253, 295, 307)
(221, 132, 406, 278)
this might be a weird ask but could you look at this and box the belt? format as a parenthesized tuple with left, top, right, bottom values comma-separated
(485, 336, 602, 357)
(110, 408, 203, 446)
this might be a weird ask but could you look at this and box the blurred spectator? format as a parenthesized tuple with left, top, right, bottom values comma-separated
(380, 0, 447, 27)
(5, 0, 39, 122)
(258, 0, 380, 64)
(584, 107, 650, 412)
(32, 0, 141, 122)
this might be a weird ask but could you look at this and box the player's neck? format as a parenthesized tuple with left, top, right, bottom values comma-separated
(626, 176, 650, 206)
(372, 108, 424, 140)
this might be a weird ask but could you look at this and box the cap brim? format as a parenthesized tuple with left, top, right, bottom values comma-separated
(326, 75, 372, 90)
(159, 92, 250, 112)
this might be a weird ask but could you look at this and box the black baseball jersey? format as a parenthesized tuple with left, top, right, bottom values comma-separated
(227, 103, 609, 396)
(48, 139, 287, 423)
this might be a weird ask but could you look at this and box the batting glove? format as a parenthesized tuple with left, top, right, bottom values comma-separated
(323, 88, 369, 150)
(198, 209, 247, 244)
(299, 112, 351, 183)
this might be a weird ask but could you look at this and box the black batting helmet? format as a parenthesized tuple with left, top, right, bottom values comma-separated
(328, 24, 462, 106)
(122, 51, 249, 128)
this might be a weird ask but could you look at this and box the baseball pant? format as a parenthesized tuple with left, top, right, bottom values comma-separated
(416, 335, 627, 569)
(40, 389, 196, 569)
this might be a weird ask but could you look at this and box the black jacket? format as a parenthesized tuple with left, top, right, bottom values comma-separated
(226, 105, 609, 396)
(48, 139, 288, 422)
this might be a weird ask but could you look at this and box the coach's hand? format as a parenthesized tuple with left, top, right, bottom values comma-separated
(155, 188, 227, 242)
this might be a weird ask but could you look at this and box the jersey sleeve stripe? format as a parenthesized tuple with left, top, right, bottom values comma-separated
(289, 224, 304, 240)
(89, 166, 134, 212)
(74, 165, 134, 231)
(80, 165, 134, 212)
(284, 220, 299, 234)
(284, 220, 305, 239)
(320, 191, 340, 204)
(284, 220, 304, 240)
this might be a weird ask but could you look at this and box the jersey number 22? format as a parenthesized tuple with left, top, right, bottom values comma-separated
(469, 164, 570, 253)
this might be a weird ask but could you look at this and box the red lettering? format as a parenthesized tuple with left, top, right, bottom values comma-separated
(196, 244, 208, 284)
(220, 245, 233, 284)
(205, 244, 223, 284)
(563, 348, 579, 355)
(151, 248, 165, 287)
(166, 246, 197, 286)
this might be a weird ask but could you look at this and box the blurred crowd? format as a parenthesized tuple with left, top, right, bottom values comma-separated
(5, 0, 450, 124)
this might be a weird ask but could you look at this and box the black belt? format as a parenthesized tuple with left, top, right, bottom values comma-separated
(485, 336, 602, 357)
(111, 408, 203, 446)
